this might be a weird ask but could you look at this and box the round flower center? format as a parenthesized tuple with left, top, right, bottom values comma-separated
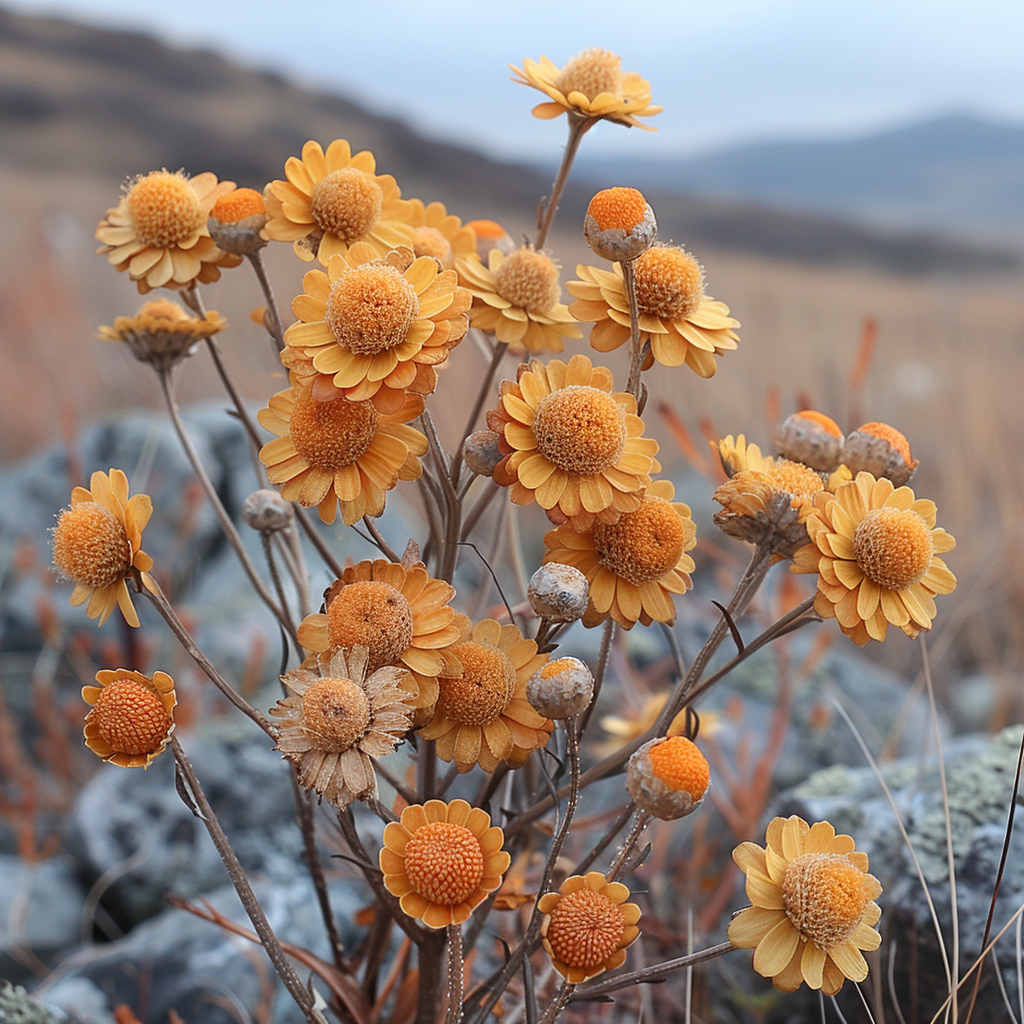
(299, 676, 372, 752)
(210, 188, 266, 224)
(126, 172, 203, 248)
(532, 386, 627, 476)
(782, 852, 870, 950)
(326, 581, 415, 671)
(797, 410, 843, 437)
(633, 247, 704, 320)
(310, 168, 383, 242)
(556, 47, 622, 100)
(52, 503, 132, 589)
(412, 226, 453, 266)
(403, 821, 484, 906)
(853, 507, 934, 591)
(857, 422, 913, 464)
(767, 459, 824, 498)
(546, 889, 625, 970)
(137, 299, 192, 327)
(436, 641, 516, 726)
(494, 248, 561, 314)
(324, 263, 419, 355)
(648, 737, 709, 799)
(587, 188, 647, 232)
(289, 389, 379, 469)
(93, 678, 172, 756)
(593, 496, 689, 587)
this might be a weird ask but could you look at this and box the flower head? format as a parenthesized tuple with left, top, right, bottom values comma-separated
(776, 411, 844, 473)
(713, 471, 811, 559)
(281, 243, 470, 415)
(487, 355, 659, 531)
(538, 872, 641, 982)
(569, 246, 739, 377)
(98, 299, 226, 371)
(271, 647, 412, 807)
(95, 170, 241, 293)
(841, 422, 918, 487)
(52, 469, 153, 627)
(263, 139, 413, 264)
(407, 199, 478, 269)
(627, 735, 709, 820)
(729, 815, 882, 995)
(418, 619, 552, 773)
(208, 187, 269, 256)
(527, 657, 594, 720)
(381, 799, 510, 928)
(528, 562, 590, 624)
(457, 247, 582, 354)
(543, 480, 695, 629)
(82, 669, 176, 768)
(258, 382, 427, 525)
(584, 187, 657, 262)
(792, 471, 956, 645)
(511, 50, 662, 129)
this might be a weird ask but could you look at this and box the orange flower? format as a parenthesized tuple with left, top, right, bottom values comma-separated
(82, 669, 175, 768)
(98, 299, 226, 371)
(627, 736, 710, 820)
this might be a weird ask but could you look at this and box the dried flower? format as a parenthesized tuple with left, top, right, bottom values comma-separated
(626, 735, 709, 820)
(98, 299, 226, 371)
(527, 656, 594, 719)
(462, 430, 504, 478)
(208, 187, 269, 256)
(841, 422, 918, 486)
(242, 489, 294, 533)
(713, 471, 810, 559)
(527, 563, 590, 623)
(82, 669, 176, 768)
(584, 187, 657, 262)
(776, 411, 844, 473)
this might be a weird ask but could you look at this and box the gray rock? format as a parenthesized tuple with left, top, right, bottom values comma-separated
(0, 981, 67, 1023)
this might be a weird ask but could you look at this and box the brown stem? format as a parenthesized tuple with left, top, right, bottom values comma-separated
(607, 810, 652, 882)
(449, 338, 508, 488)
(578, 618, 614, 737)
(571, 942, 736, 1000)
(293, 505, 346, 581)
(535, 115, 593, 250)
(460, 479, 501, 542)
(421, 412, 462, 583)
(246, 249, 286, 352)
(622, 260, 645, 399)
(261, 532, 298, 641)
(539, 980, 575, 1024)
(417, 930, 447, 1024)
(362, 516, 400, 563)
(445, 925, 464, 1024)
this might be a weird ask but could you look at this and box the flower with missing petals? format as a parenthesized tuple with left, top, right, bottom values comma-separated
(82, 669, 175, 768)
(713, 471, 811, 559)
(729, 816, 882, 995)
(538, 872, 641, 982)
(380, 799, 510, 928)
(584, 187, 657, 262)
(841, 422, 918, 487)
(52, 469, 153, 627)
(98, 299, 226, 371)
(511, 49, 662, 129)
(627, 735, 709, 820)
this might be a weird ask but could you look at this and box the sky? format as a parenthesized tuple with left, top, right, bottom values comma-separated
(9, 0, 1024, 160)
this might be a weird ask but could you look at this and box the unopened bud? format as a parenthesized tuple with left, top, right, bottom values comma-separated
(528, 563, 589, 623)
(243, 489, 294, 532)
(626, 736, 710, 820)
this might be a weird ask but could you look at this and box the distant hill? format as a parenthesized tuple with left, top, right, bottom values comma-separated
(577, 115, 1024, 246)
(0, 7, 1018, 274)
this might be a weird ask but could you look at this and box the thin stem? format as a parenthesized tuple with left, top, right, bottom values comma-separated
(621, 260, 645, 399)
(421, 411, 462, 583)
(293, 505, 346, 581)
(535, 115, 593, 250)
(261, 532, 298, 641)
(446, 925, 464, 1024)
(573, 804, 636, 876)
(450, 338, 508, 488)
(571, 942, 735, 1000)
(539, 980, 574, 1024)
(170, 738, 326, 1024)
(578, 619, 614, 737)
(607, 810, 652, 882)
(362, 516, 400, 563)
(246, 250, 285, 352)
(461, 479, 501, 541)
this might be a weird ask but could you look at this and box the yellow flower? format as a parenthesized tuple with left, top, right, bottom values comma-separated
(543, 480, 695, 629)
(380, 799, 510, 928)
(792, 471, 956, 645)
(263, 139, 413, 264)
(569, 246, 739, 377)
(457, 247, 582, 354)
(418, 619, 552, 774)
(729, 816, 882, 995)
(538, 872, 642, 983)
(95, 170, 241, 294)
(82, 669, 176, 768)
(281, 243, 470, 415)
(98, 299, 226, 371)
(407, 199, 478, 269)
(270, 647, 413, 808)
(257, 382, 427, 525)
(486, 354, 660, 532)
(510, 49, 662, 129)
(52, 469, 153, 627)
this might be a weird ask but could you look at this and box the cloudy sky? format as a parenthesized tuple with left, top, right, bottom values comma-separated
(10, 0, 1024, 160)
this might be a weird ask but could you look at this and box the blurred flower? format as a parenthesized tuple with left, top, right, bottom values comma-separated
(791, 472, 956, 645)
(538, 872, 641, 982)
(82, 669, 175, 768)
(511, 49, 662, 129)
(487, 354, 659, 531)
(263, 139, 413, 264)
(98, 299, 225, 372)
(729, 815, 881, 995)
(96, 170, 240, 293)
(52, 469, 153, 627)
(380, 799, 510, 928)
(776, 411, 844, 473)
(407, 199, 477, 269)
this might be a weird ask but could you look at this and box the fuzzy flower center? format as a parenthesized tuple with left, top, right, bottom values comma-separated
(546, 889, 625, 970)
(135, 299, 194, 328)
(211, 188, 266, 223)
(532, 386, 626, 476)
(436, 642, 516, 726)
(857, 422, 913, 464)
(310, 168, 383, 242)
(767, 459, 824, 497)
(853, 507, 934, 591)
(324, 263, 419, 355)
(289, 390, 379, 469)
(53, 503, 132, 589)
(556, 48, 622, 100)
(126, 172, 203, 248)
(633, 247, 704, 320)
(300, 676, 372, 751)
(93, 678, 172, 756)
(412, 226, 452, 265)
(327, 581, 415, 671)
(494, 248, 561, 314)
(587, 188, 647, 232)
(782, 852, 870, 950)
(593, 496, 688, 586)
(648, 736, 709, 798)
(403, 821, 484, 906)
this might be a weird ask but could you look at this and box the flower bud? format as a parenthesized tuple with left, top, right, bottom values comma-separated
(841, 422, 918, 486)
(463, 430, 504, 477)
(626, 735, 709, 820)
(527, 657, 594, 719)
(208, 187, 269, 256)
(776, 410, 844, 473)
(243, 489, 294, 532)
(528, 563, 589, 623)
(583, 187, 657, 263)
